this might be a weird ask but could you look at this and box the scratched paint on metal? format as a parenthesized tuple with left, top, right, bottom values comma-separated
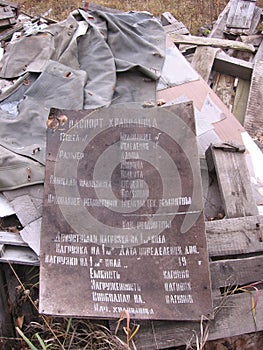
(40, 103, 213, 320)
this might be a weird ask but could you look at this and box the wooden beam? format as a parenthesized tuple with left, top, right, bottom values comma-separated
(244, 60, 263, 137)
(169, 33, 256, 53)
(212, 52, 253, 80)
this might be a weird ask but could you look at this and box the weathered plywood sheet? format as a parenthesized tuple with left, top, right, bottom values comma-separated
(40, 103, 213, 320)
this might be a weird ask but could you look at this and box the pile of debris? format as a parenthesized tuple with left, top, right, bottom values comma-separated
(0, 0, 263, 349)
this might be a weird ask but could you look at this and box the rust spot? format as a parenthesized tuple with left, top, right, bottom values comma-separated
(27, 167, 31, 182)
(57, 114, 68, 125)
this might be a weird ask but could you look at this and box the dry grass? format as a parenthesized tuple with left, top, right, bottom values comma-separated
(22, 318, 129, 350)
(15, 0, 263, 33)
(15, 0, 231, 34)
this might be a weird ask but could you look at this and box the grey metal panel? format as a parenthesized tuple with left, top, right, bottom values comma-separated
(40, 104, 213, 320)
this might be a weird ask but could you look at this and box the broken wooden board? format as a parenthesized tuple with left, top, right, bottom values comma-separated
(169, 33, 256, 53)
(191, 47, 219, 82)
(244, 60, 263, 137)
(226, 0, 256, 29)
(205, 144, 258, 218)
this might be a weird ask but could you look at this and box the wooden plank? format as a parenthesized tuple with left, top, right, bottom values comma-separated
(161, 12, 189, 35)
(0, 1, 18, 7)
(191, 47, 219, 82)
(203, 169, 225, 221)
(205, 145, 259, 218)
(212, 52, 253, 81)
(0, 6, 16, 20)
(210, 256, 263, 295)
(208, 290, 263, 341)
(212, 72, 235, 111)
(226, 0, 256, 29)
(132, 290, 263, 349)
(209, 1, 232, 39)
(206, 215, 263, 257)
(240, 34, 263, 46)
(226, 5, 262, 35)
(0, 246, 39, 265)
(168, 33, 256, 53)
(163, 23, 190, 36)
(0, 16, 39, 42)
(0, 244, 4, 257)
(232, 78, 250, 125)
(244, 60, 263, 137)
(0, 231, 27, 246)
(0, 265, 15, 343)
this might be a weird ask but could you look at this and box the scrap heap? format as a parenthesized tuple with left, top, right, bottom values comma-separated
(0, 0, 263, 349)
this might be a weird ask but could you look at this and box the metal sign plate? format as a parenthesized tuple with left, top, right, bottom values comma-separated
(40, 103, 213, 320)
